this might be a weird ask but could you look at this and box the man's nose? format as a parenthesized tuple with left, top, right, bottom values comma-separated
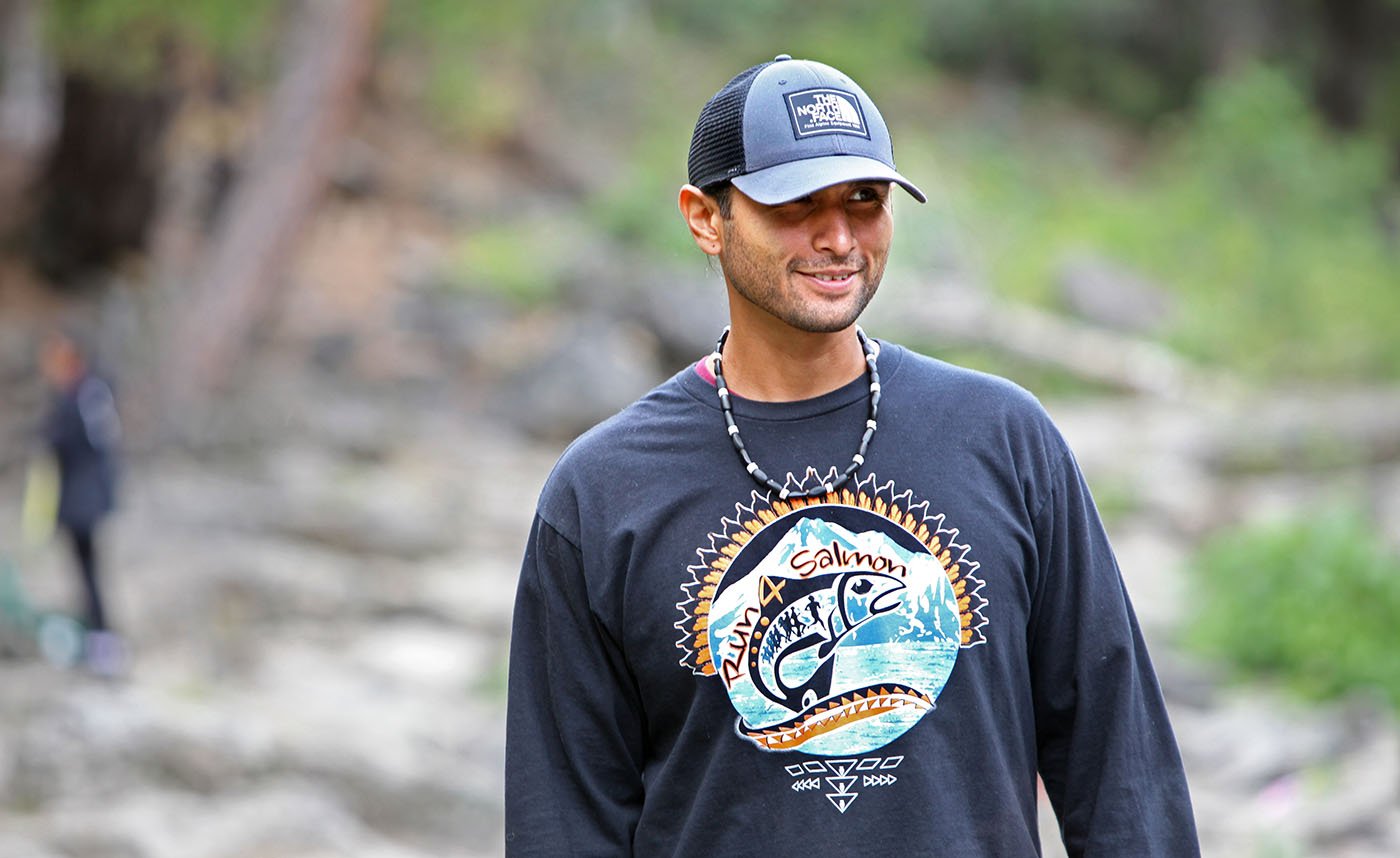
(811, 205, 856, 257)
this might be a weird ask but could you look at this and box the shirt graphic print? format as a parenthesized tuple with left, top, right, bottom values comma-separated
(675, 472, 989, 809)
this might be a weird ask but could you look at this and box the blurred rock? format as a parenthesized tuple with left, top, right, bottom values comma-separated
(331, 137, 384, 199)
(40, 782, 377, 858)
(0, 713, 14, 799)
(492, 313, 664, 441)
(1056, 252, 1175, 335)
(1372, 463, 1400, 552)
(1174, 682, 1400, 855)
(1204, 386, 1400, 475)
(635, 265, 729, 366)
(0, 835, 62, 858)
(551, 238, 726, 367)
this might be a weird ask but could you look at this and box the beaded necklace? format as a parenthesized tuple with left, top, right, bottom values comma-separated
(712, 326, 880, 500)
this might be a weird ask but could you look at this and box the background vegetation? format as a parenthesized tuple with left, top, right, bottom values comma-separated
(382, 0, 1400, 382)
(1188, 505, 1400, 708)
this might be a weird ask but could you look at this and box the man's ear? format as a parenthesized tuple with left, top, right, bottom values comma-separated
(678, 184, 723, 256)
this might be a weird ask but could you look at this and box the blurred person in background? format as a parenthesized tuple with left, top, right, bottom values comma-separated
(38, 326, 125, 677)
(506, 54, 1199, 856)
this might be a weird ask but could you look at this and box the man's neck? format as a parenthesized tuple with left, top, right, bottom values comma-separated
(718, 322, 866, 402)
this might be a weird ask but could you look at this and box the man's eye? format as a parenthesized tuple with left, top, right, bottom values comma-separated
(851, 187, 882, 202)
(771, 195, 814, 215)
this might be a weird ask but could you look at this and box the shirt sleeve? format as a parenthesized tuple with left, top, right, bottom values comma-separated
(1028, 451, 1200, 857)
(505, 513, 646, 856)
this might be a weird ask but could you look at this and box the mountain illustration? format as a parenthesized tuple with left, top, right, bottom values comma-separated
(772, 516, 918, 571)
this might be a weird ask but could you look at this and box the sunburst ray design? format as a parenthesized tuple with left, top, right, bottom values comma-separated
(675, 469, 988, 676)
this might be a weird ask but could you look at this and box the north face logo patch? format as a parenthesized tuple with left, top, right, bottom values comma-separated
(786, 88, 870, 139)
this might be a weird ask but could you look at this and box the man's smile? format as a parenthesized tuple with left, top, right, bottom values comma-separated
(794, 266, 863, 291)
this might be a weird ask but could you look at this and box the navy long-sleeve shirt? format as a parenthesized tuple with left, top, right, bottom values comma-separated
(506, 342, 1199, 857)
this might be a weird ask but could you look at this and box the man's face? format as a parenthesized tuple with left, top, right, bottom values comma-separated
(715, 181, 894, 335)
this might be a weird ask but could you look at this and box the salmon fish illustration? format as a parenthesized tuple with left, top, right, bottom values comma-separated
(749, 571, 907, 713)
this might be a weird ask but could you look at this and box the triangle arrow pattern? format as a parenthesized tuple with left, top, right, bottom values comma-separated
(787, 755, 904, 813)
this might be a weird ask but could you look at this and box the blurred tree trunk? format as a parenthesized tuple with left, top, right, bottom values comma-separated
(164, 0, 384, 419)
(27, 73, 175, 287)
(0, 0, 58, 240)
(1314, 0, 1375, 131)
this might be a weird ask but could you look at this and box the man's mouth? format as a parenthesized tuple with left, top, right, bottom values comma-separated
(797, 269, 860, 288)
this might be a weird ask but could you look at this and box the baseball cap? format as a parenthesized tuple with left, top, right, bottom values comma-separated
(687, 54, 926, 205)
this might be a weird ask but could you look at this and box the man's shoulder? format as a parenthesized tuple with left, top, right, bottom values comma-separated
(535, 368, 704, 517)
(885, 341, 1051, 423)
(560, 368, 698, 459)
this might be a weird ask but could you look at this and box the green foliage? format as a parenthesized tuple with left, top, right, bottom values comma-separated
(387, 0, 691, 144)
(1152, 67, 1398, 378)
(387, 0, 940, 143)
(940, 64, 1400, 381)
(450, 219, 569, 308)
(649, 0, 933, 74)
(48, 0, 280, 82)
(384, 0, 555, 140)
(917, 0, 1207, 124)
(589, 168, 695, 257)
(1185, 506, 1400, 709)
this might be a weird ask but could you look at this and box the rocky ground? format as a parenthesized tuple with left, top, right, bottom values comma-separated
(0, 342, 547, 857)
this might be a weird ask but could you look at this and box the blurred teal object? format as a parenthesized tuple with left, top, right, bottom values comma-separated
(0, 554, 85, 667)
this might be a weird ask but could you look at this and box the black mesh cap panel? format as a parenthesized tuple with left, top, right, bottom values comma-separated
(687, 61, 773, 189)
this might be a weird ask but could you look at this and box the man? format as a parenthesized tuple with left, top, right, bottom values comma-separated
(506, 54, 1199, 856)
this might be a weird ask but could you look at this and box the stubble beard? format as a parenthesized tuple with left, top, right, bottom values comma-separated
(717, 222, 886, 335)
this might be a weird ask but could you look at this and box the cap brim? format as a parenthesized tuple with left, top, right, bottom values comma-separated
(732, 155, 927, 205)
